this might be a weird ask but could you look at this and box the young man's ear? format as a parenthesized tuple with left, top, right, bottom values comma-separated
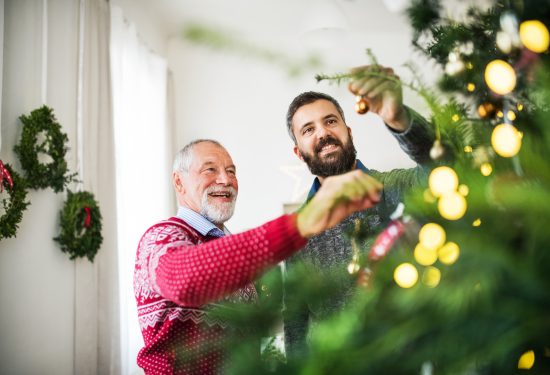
(293, 145, 304, 162)
(348, 126, 353, 140)
(172, 171, 185, 193)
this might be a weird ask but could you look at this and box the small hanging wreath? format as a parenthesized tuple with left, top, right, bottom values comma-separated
(54, 190, 103, 262)
(0, 161, 30, 240)
(13, 106, 76, 193)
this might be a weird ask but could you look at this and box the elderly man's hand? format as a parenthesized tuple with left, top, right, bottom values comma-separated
(297, 170, 383, 238)
(348, 64, 410, 132)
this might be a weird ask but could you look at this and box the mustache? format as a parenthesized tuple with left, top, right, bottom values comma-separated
(315, 136, 343, 154)
(205, 185, 237, 198)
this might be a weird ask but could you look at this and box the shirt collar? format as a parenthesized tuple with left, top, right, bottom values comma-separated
(176, 206, 227, 237)
(306, 159, 369, 201)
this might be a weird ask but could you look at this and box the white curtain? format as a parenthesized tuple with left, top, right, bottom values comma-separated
(110, 6, 172, 375)
(74, 0, 120, 374)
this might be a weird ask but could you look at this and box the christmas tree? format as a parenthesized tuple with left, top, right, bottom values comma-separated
(208, 0, 550, 373)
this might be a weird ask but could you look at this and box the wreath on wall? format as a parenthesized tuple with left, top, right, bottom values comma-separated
(53, 190, 103, 262)
(0, 161, 30, 240)
(13, 106, 76, 193)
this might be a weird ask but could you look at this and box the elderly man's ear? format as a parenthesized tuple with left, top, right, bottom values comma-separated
(173, 172, 185, 194)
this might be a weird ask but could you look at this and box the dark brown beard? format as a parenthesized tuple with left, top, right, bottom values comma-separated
(300, 135, 357, 178)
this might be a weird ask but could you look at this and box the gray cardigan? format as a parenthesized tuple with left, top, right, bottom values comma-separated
(283, 108, 435, 358)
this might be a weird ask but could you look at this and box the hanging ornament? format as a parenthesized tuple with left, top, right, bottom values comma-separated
(355, 95, 369, 114)
(0, 160, 14, 192)
(0, 162, 30, 240)
(519, 20, 550, 53)
(429, 139, 445, 160)
(477, 102, 499, 119)
(491, 123, 522, 157)
(357, 203, 410, 288)
(485, 60, 516, 95)
(429, 166, 459, 197)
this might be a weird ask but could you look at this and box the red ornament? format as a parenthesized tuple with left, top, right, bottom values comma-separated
(0, 160, 14, 192)
(84, 207, 91, 228)
(368, 218, 406, 261)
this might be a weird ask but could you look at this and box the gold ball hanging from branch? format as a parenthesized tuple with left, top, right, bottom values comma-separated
(355, 96, 369, 114)
(478, 102, 498, 119)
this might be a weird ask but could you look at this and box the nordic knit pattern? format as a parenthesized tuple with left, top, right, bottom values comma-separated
(135, 214, 307, 374)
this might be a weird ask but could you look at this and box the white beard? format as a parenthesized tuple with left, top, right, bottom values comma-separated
(200, 186, 237, 225)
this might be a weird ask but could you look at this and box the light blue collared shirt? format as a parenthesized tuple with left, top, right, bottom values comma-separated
(176, 206, 227, 238)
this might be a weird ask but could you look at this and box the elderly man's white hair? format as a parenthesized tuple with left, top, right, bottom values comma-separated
(172, 139, 224, 174)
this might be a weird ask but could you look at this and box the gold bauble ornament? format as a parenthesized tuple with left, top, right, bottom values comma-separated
(355, 96, 369, 114)
(491, 123, 522, 157)
(520, 20, 550, 53)
(484, 60, 516, 95)
(477, 102, 497, 119)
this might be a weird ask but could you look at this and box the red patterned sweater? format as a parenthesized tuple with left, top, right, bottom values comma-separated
(134, 214, 306, 374)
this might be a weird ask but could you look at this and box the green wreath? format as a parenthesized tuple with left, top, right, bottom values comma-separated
(0, 162, 30, 240)
(54, 190, 103, 262)
(14, 106, 76, 193)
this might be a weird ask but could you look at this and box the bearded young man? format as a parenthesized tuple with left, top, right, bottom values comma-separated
(134, 139, 384, 374)
(283, 65, 436, 358)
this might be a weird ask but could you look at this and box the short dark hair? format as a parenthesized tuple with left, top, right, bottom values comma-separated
(286, 91, 346, 144)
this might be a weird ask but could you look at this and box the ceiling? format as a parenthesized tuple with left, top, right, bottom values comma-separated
(136, 0, 412, 44)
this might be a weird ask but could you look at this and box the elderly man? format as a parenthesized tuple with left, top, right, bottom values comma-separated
(134, 139, 383, 374)
(283, 65, 435, 357)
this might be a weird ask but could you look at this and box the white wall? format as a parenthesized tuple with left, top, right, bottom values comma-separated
(0, 1, 78, 374)
(167, 25, 433, 233)
(0, 1, 170, 374)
